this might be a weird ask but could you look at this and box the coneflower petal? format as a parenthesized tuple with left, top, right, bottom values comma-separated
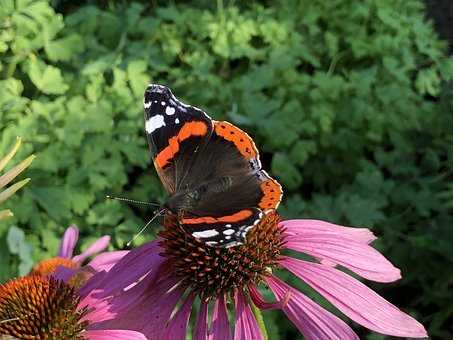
(281, 219, 376, 244)
(280, 256, 428, 338)
(234, 290, 264, 340)
(86, 250, 129, 273)
(83, 330, 148, 339)
(59, 225, 79, 258)
(194, 300, 208, 340)
(248, 284, 290, 310)
(210, 294, 231, 340)
(284, 234, 401, 282)
(73, 236, 111, 264)
(163, 294, 195, 340)
(140, 279, 185, 338)
(93, 240, 164, 298)
(266, 276, 359, 340)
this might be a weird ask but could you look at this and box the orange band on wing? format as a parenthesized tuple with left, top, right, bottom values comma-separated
(259, 178, 282, 210)
(215, 121, 258, 159)
(155, 121, 208, 168)
(182, 209, 253, 224)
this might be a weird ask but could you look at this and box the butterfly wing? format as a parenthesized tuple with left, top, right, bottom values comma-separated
(144, 84, 213, 194)
(144, 85, 283, 248)
(180, 121, 283, 247)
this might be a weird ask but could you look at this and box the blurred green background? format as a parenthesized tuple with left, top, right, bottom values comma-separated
(1, 0, 452, 338)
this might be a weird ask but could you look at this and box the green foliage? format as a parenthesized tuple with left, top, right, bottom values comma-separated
(0, 0, 452, 338)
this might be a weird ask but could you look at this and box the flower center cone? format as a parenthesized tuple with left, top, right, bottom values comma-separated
(159, 210, 284, 299)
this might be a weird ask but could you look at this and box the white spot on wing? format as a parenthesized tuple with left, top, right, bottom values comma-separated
(206, 241, 218, 246)
(223, 229, 235, 235)
(144, 101, 152, 109)
(244, 226, 253, 233)
(192, 229, 219, 238)
(225, 236, 232, 240)
(175, 118, 180, 124)
(165, 106, 175, 115)
(161, 101, 166, 105)
(145, 115, 166, 133)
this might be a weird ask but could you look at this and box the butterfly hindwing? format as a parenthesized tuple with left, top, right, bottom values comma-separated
(181, 208, 264, 247)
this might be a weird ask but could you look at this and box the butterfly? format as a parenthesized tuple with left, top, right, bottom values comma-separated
(144, 84, 282, 247)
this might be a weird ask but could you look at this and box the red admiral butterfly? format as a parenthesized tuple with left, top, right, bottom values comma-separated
(144, 84, 282, 247)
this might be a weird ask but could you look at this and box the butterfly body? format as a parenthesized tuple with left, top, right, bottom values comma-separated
(164, 176, 233, 213)
(144, 84, 282, 247)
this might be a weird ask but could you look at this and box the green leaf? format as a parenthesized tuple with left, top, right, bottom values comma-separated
(127, 60, 149, 98)
(250, 299, 269, 340)
(45, 34, 84, 61)
(28, 187, 71, 220)
(6, 225, 33, 275)
(271, 153, 302, 190)
(27, 60, 68, 94)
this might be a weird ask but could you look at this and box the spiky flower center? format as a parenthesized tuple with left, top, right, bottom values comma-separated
(159, 211, 284, 299)
(30, 257, 79, 276)
(0, 275, 88, 339)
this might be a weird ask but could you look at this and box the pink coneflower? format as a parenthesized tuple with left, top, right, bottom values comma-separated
(0, 273, 146, 339)
(91, 212, 427, 339)
(31, 225, 126, 278)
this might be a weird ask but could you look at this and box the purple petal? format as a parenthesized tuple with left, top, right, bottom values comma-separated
(83, 330, 147, 340)
(194, 300, 208, 340)
(58, 225, 79, 258)
(234, 290, 264, 340)
(80, 293, 118, 324)
(73, 236, 110, 264)
(284, 233, 401, 282)
(52, 265, 76, 283)
(281, 219, 376, 244)
(91, 274, 184, 340)
(210, 294, 231, 340)
(248, 284, 290, 310)
(162, 294, 195, 340)
(266, 276, 360, 340)
(78, 271, 109, 298)
(281, 256, 428, 338)
(92, 240, 164, 299)
(86, 250, 128, 273)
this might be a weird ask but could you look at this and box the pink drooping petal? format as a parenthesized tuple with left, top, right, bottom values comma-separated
(87, 250, 128, 273)
(78, 271, 109, 298)
(73, 236, 111, 264)
(266, 276, 360, 340)
(162, 294, 195, 340)
(210, 294, 231, 340)
(92, 240, 164, 299)
(83, 330, 147, 340)
(80, 295, 117, 324)
(52, 265, 76, 282)
(248, 284, 290, 310)
(194, 300, 208, 340)
(284, 234, 401, 282)
(281, 256, 428, 338)
(58, 225, 79, 258)
(234, 290, 264, 340)
(281, 219, 376, 244)
(139, 280, 185, 338)
(91, 274, 184, 340)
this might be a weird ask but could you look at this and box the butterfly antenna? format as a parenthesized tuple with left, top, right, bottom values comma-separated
(126, 208, 165, 247)
(106, 195, 160, 207)
(1, 316, 22, 324)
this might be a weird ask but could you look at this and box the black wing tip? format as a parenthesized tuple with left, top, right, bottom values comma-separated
(144, 83, 173, 100)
